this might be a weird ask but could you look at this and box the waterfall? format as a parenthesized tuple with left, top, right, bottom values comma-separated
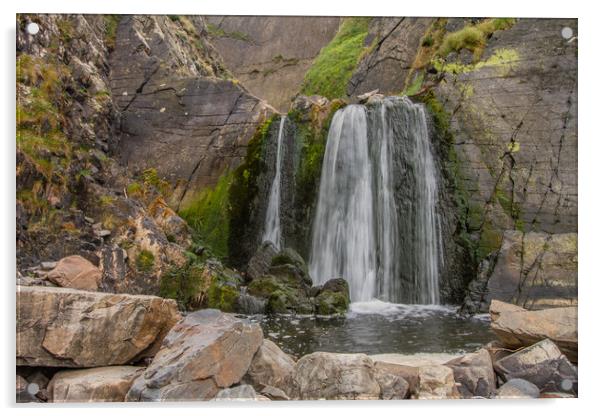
(309, 97, 442, 304)
(262, 116, 286, 249)
(309, 106, 377, 301)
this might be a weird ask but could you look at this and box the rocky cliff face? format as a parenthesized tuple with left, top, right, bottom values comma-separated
(110, 15, 276, 209)
(204, 16, 341, 112)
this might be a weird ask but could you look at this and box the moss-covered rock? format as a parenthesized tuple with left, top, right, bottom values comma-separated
(159, 258, 243, 311)
(313, 278, 350, 315)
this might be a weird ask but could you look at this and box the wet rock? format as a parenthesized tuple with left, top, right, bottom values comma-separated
(485, 232, 578, 310)
(270, 247, 312, 286)
(247, 241, 278, 281)
(416, 365, 460, 399)
(213, 385, 269, 401)
(49, 366, 144, 402)
(494, 378, 540, 399)
(46, 255, 102, 291)
(490, 300, 578, 362)
(245, 339, 295, 389)
(493, 339, 578, 394)
(314, 278, 350, 315)
(126, 310, 263, 402)
(445, 349, 496, 398)
(289, 352, 381, 400)
(16, 286, 180, 367)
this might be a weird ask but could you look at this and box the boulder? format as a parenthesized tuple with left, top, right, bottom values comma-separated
(258, 385, 290, 400)
(374, 361, 419, 397)
(374, 365, 410, 399)
(445, 349, 496, 398)
(494, 378, 540, 399)
(490, 300, 578, 362)
(416, 365, 460, 400)
(247, 242, 278, 281)
(46, 255, 102, 291)
(493, 339, 577, 394)
(314, 278, 350, 315)
(48, 366, 144, 402)
(16, 286, 180, 367)
(245, 339, 295, 389)
(289, 352, 381, 400)
(126, 310, 263, 401)
(213, 385, 269, 401)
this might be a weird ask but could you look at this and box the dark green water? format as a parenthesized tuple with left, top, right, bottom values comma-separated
(246, 300, 494, 358)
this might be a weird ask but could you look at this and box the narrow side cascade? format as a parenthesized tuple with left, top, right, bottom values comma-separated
(309, 97, 442, 304)
(262, 116, 287, 249)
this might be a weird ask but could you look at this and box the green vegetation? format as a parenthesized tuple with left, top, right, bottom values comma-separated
(17, 54, 73, 218)
(289, 101, 345, 218)
(206, 23, 251, 42)
(403, 72, 425, 96)
(104, 15, 121, 51)
(179, 172, 234, 260)
(56, 19, 74, 42)
(315, 290, 349, 315)
(437, 18, 516, 62)
(136, 250, 155, 273)
(300, 17, 371, 99)
(433, 48, 520, 75)
(160, 258, 241, 311)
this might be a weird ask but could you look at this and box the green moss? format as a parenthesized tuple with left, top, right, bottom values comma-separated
(207, 282, 239, 312)
(315, 290, 349, 315)
(180, 172, 233, 260)
(300, 17, 371, 99)
(403, 71, 425, 96)
(227, 116, 275, 263)
(206, 23, 251, 42)
(290, 101, 345, 219)
(478, 222, 504, 259)
(437, 18, 516, 62)
(433, 48, 520, 75)
(136, 250, 155, 273)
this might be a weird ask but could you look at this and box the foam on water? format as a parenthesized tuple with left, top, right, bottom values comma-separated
(348, 299, 456, 319)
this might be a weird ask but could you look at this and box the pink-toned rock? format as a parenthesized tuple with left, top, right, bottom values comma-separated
(245, 339, 295, 389)
(46, 255, 102, 290)
(17, 285, 180, 367)
(49, 366, 144, 402)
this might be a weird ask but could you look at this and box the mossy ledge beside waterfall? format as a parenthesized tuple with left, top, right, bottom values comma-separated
(309, 97, 443, 304)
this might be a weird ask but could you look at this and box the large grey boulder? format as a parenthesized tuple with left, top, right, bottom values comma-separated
(247, 242, 278, 281)
(126, 310, 263, 401)
(490, 300, 578, 362)
(445, 349, 496, 398)
(16, 286, 180, 367)
(245, 339, 295, 390)
(494, 339, 577, 394)
(48, 367, 144, 403)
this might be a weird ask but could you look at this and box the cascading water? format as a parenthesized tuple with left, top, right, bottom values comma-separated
(309, 106, 377, 301)
(262, 116, 286, 249)
(309, 97, 443, 304)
